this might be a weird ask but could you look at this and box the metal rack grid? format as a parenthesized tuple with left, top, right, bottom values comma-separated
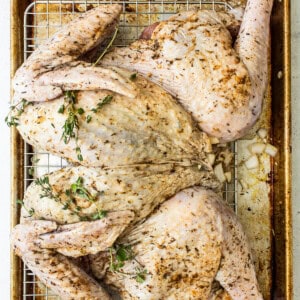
(22, 1, 237, 298)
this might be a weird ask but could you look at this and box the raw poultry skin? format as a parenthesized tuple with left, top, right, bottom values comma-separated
(12, 186, 263, 299)
(101, 0, 274, 142)
(16, 70, 215, 169)
(12, 5, 215, 170)
(97, 188, 263, 300)
(12, 164, 219, 299)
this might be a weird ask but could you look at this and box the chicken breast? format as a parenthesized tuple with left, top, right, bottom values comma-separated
(20, 164, 219, 227)
(101, 0, 273, 141)
(15, 69, 215, 168)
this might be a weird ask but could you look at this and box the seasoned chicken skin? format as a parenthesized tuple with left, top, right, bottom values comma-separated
(12, 4, 127, 103)
(97, 188, 263, 300)
(19, 165, 219, 227)
(12, 187, 262, 299)
(101, 0, 273, 141)
(12, 5, 215, 169)
(12, 164, 218, 299)
(16, 70, 215, 168)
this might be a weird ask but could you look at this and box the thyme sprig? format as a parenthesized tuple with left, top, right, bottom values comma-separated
(35, 176, 61, 202)
(93, 27, 119, 66)
(16, 199, 35, 217)
(70, 177, 96, 202)
(91, 95, 113, 113)
(35, 175, 107, 221)
(109, 244, 148, 283)
(59, 91, 83, 161)
(35, 176, 82, 219)
(5, 98, 33, 127)
(69, 177, 107, 220)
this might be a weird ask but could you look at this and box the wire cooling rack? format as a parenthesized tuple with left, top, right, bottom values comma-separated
(22, 1, 237, 298)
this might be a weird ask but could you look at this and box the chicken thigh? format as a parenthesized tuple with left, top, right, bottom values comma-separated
(101, 0, 273, 141)
(95, 187, 262, 300)
(12, 187, 262, 300)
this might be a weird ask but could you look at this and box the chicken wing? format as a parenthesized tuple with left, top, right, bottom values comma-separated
(101, 1, 273, 141)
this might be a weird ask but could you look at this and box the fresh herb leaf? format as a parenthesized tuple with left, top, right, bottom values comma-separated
(93, 27, 119, 66)
(92, 210, 107, 220)
(130, 73, 137, 81)
(35, 176, 58, 201)
(31, 157, 40, 164)
(58, 104, 65, 114)
(76, 147, 83, 161)
(70, 177, 96, 202)
(110, 261, 125, 272)
(5, 99, 32, 127)
(62, 110, 79, 144)
(108, 244, 147, 282)
(60, 91, 84, 161)
(16, 199, 35, 217)
(135, 269, 147, 283)
(116, 245, 134, 262)
(86, 115, 92, 123)
(64, 91, 77, 104)
(91, 95, 113, 113)
(62, 202, 70, 210)
(16, 199, 24, 206)
(77, 108, 85, 115)
(5, 115, 19, 127)
(28, 208, 35, 216)
(28, 167, 34, 176)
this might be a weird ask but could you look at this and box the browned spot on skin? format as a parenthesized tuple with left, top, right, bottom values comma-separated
(139, 22, 160, 40)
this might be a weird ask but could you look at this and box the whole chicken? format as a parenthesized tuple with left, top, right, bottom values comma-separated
(101, 0, 274, 141)
(12, 185, 262, 299)
(11, 4, 215, 170)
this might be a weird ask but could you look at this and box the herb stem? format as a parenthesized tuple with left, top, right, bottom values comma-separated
(93, 27, 119, 66)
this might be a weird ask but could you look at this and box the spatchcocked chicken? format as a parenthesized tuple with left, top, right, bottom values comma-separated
(10, 1, 273, 299)
(101, 0, 273, 142)
(12, 180, 263, 299)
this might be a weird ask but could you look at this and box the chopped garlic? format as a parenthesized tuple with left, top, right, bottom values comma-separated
(214, 163, 226, 183)
(207, 153, 216, 166)
(257, 128, 268, 139)
(245, 155, 259, 169)
(209, 137, 220, 144)
(248, 142, 266, 154)
(265, 144, 278, 157)
(225, 172, 232, 183)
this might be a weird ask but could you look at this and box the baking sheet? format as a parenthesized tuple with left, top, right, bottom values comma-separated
(10, 0, 292, 299)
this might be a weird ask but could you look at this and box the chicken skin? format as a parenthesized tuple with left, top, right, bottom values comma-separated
(12, 5, 215, 170)
(101, 0, 273, 141)
(12, 187, 262, 299)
